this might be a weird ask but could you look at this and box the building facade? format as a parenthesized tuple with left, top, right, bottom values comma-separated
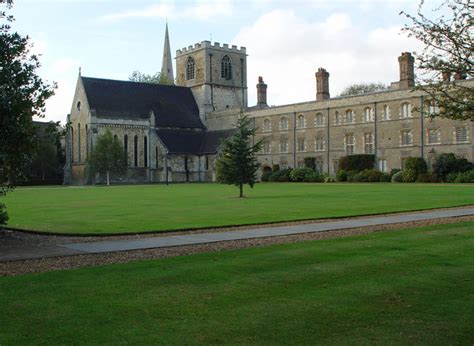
(64, 28, 473, 184)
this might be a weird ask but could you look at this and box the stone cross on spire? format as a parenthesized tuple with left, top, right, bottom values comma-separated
(161, 23, 174, 83)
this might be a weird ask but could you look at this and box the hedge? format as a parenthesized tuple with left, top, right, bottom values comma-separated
(339, 154, 375, 172)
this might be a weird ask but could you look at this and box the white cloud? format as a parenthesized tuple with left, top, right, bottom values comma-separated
(234, 9, 422, 106)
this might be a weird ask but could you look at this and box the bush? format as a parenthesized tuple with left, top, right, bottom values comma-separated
(366, 169, 382, 182)
(454, 169, 474, 183)
(290, 168, 315, 182)
(268, 168, 292, 182)
(391, 171, 404, 183)
(303, 170, 324, 183)
(404, 157, 428, 175)
(272, 164, 280, 173)
(304, 157, 316, 170)
(432, 153, 473, 181)
(402, 168, 417, 183)
(0, 203, 8, 226)
(261, 171, 272, 182)
(336, 170, 348, 182)
(390, 168, 401, 177)
(416, 173, 440, 183)
(339, 154, 375, 172)
(380, 173, 391, 182)
(322, 173, 335, 183)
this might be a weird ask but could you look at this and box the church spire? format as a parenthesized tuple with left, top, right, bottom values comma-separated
(161, 23, 174, 83)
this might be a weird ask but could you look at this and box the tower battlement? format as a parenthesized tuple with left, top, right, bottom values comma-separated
(176, 41, 246, 56)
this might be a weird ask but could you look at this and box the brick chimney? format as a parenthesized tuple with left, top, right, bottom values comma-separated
(256, 76, 268, 107)
(316, 68, 330, 101)
(398, 52, 415, 89)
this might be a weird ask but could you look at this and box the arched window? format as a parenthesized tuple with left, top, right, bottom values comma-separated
(144, 136, 148, 167)
(155, 146, 159, 169)
(345, 110, 354, 124)
(401, 102, 411, 118)
(186, 57, 195, 80)
(221, 55, 232, 80)
(71, 127, 74, 162)
(280, 116, 288, 130)
(334, 111, 341, 125)
(263, 118, 271, 132)
(85, 125, 89, 158)
(77, 123, 81, 162)
(363, 107, 373, 122)
(297, 114, 305, 129)
(134, 135, 138, 167)
(315, 113, 324, 127)
(382, 105, 390, 120)
(124, 135, 128, 166)
(113, 134, 118, 141)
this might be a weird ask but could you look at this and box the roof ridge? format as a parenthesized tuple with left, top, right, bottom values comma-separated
(81, 76, 188, 90)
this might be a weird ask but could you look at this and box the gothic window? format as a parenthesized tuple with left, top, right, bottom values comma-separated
(76, 101, 81, 111)
(263, 118, 271, 132)
(363, 107, 373, 122)
(400, 102, 411, 118)
(279, 139, 288, 153)
(85, 125, 89, 158)
(315, 136, 325, 151)
(77, 123, 81, 163)
(280, 116, 288, 130)
(124, 135, 128, 166)
(297, 114, 306, 129)
(378, 159, 388, 172)
(315, 113, 324, 127)
(427, 128, 440, 144)
(221, 55, 232, 80)
(401, 130, 413, 146)
(186, 57, 195, 80)
(334, 111, 342, 125)
(345, 110, 355, 124)
(382, 105, 390, 120)
(297, 138, 306, 152)
(155, 146, 159, 169)
(364, 133, 374, 154)
(428, 100, 439, 116)
(263, 140, 271, 154)
(144, 136, 148, 167)
(113, 134, 118, 141)
(455, 127, 468, 143)
(71, 127, 74, 162)
(134, 135, 138, 167)
(345, 133, 355, 154)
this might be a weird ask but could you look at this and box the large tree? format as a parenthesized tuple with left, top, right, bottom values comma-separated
(86, 129, 126, 186)
(0, 0, 55, 225)
(339, 83, 388, 97)
(128, 71, 174, 85)
(401, 0, 473, 121)
(216, 116, 262, 198)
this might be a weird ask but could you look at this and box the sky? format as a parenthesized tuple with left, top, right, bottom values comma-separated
(7, 0, 438, 124)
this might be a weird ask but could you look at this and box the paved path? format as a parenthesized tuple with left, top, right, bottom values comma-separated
(2, 207, 473, 262)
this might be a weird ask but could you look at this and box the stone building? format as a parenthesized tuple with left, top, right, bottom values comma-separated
(64, 26, 473, 184)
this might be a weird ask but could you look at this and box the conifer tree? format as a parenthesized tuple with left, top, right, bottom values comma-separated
(217, 116, 263, 198)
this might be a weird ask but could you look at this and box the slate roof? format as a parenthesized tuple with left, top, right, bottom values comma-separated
(156, 129, 235, 155)
(81, 77, 204, 129)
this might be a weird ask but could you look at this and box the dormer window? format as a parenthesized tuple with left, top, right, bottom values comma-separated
(186, 57, 195, 80)
(221, 55, 232, 80)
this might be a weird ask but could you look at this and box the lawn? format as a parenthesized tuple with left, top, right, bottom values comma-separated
(1, 221, 473, 344)
(1, 183, 474, 234)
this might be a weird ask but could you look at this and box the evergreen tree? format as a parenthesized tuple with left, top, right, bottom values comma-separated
(217, 116, 263, 198)
(87, 130, 126, 186)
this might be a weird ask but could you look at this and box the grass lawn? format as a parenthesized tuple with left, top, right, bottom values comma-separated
(1, 183, 474, 234)
(1, 221, 473, 344)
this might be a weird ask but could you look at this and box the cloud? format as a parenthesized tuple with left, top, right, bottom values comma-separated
(234, 9, 422, 106)
(100, 0, 233, 22)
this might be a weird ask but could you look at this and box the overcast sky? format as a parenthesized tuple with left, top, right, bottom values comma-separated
(8, 0, 435, 123)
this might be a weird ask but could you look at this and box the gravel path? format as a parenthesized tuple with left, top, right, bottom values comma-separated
(1, 207, 473, 276)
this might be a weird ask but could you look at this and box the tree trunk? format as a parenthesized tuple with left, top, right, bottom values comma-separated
(239, 183, 243, 198)
(106, 171, 110, 186)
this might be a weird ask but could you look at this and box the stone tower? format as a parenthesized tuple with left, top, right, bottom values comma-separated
(398, 52, 415, 89)
(161, 23, 174, 83)
(316, 68, 330, 101)
(175, 41, 248, 122)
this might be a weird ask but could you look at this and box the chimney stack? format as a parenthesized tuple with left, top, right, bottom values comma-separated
(316, 68, 330, 101)
(398, 52, 415, 89)
(256, 76, 268, 107)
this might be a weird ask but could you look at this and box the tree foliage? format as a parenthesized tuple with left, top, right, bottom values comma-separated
(0, 0, 55, 224)
(128, 71, 174, 85)
(86, 130, 126, 186)
(339, 83, 388, 97)
(216, 116, 262, 197)
(401, 0, 473, 121)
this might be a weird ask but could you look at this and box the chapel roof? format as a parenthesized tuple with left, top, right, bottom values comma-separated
(81, 76, 204, 129)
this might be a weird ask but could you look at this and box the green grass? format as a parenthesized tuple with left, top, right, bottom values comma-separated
(2, 183, 474, 234)
(1, 221, 473, 344)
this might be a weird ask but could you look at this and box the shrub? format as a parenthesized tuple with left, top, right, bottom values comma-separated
(391, 171, 404, 183)
(339, 154, 375, 172)
(366, 169, 382, 182)
(402, 168, 417, 183)
(346, 170, 359, 182)
(0, 203, 8, 226)
(290, 168, 315, 182)
(336, 169, 348, 182)
(380, 173, 391, 182)
(323, 174, 335, 183)
(303, 170, 324, 183)
(390, 168, 401, 177)
(454, 169, 474, 183)
(261, 171, 272, 182)
(444, 172, 458, 183)
(404, 157, 428, 175)
(432, 153, 473, 181)
(416, 173, 440, 183)
(268, 168, 292, 182)
(272, 164, 280, 173)
(304, 157, 316, 170)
